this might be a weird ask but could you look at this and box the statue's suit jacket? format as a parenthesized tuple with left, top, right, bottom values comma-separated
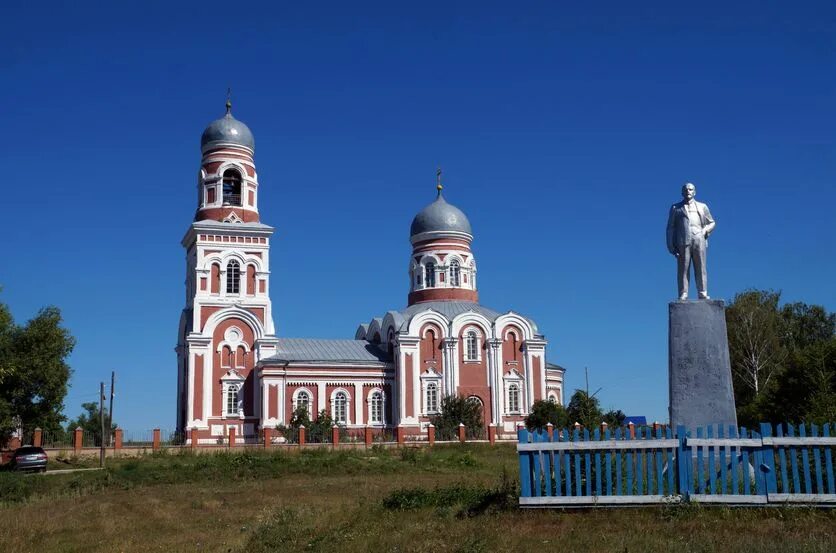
(666, 200, 714, 253)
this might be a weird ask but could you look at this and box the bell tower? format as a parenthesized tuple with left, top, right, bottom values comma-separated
(176, 99, 278, 439)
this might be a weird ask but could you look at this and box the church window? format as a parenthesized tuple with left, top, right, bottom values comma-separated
(426, 382, 439, 413)
(222, 169, 242, 206)
(333, 391, 348, 424)
(425, 262, 435, 287)
(226, 385, 240, 416)
(226, 260, 241, 294)
(465, 330, 479, 361)
(508, 384, 520, 413)
(370, 391, 383, 424)
(296, 390, 310, 413)
(207, 186, 216, 204)
(450, 260, 460, 286)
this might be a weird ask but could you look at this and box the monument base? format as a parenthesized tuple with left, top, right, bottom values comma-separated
(668, 300, 737, 437)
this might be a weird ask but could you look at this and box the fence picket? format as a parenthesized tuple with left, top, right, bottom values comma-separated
(777, 425, 789, 494)
(605, 427, 613, 496)
(811, 424, 823, 494)
(656, 426, 665, 494)
(635, 427, 644, 495)
(518, 428, 532, 498)
(788, 424, 801, 494)
(752, 429, 765, 496)
(614, 428, 623, 496)
(696, 427, 705, 494)
(799, 424, 812, 494)
(626, 428, 634, 495)
(541, 430, 553, 497)
(824, 424, 834, 494)
(665, 426, 674, 495)
(718, 424, 727, 494)
(677, 425, 690, 499)
(729, 425, 739, 496)
(707, 425, 716, 494)
(741, 427, 753, 496)
(563, 429, 572, 497)
(759, 423, 777, 494)
(532, 431, 542, 498)
(573, 428, 582, 496)
(594, 428, 602, 496)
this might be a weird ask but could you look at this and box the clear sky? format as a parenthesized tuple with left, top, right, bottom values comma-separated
(2, 1, 834, 432)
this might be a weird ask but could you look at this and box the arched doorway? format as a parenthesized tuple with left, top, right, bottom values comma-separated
(466, 395, 487, 438)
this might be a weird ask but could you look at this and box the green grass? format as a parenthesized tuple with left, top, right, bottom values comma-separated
(0, 444, 834, 552)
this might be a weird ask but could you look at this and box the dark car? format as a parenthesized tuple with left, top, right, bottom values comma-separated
(10, 446, 48, 472)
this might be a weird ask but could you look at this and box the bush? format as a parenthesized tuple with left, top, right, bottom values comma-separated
(429, 395, 484, 440)
(276, 408, 347, 443)
(525, 400, 569, 431)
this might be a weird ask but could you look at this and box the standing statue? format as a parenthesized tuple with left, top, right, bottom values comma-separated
(666, 182, 716, 300)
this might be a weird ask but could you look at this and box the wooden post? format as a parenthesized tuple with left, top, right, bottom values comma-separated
(33, 428, 43, 447)
(331, 424, 340, 448)
(73, 427, 83, 453)
(298, 425, 306, 447)
(152, 428, 161, 451)
(364, 426, 373, 447)
(427, 424, 435, 446)
(396, 426, 405, 446)
(488, 425, 496, 445)
(546, 423, 554, 441)
(114, 428, 123, 450)
(227, 426, 236, 448)
(263, 427, 273, 448)
(190, 427, 198, 449)
(458, 423, 466, 443)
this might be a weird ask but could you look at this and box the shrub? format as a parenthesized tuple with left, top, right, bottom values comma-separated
(429, 395, 484, 440)
(525, 400, 569, 431)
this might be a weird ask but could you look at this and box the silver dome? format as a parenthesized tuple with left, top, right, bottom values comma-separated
(201, 112, 254, 150)
(410, 192, 472, 237)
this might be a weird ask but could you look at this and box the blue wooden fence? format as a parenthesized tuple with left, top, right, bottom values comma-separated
(517, 422, 836, 507)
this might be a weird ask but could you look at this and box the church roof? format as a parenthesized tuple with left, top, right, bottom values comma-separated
(410, 192, 472, 238)
(399, 301, 501, 326)
(263, 338, 392, 365)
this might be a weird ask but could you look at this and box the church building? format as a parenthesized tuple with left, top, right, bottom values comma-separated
(176, 103, 565, 443)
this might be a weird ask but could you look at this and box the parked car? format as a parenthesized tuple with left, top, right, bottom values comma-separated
(9, 446, 48, 472)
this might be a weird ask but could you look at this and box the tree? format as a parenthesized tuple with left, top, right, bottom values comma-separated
(602, 409, 627, 428)
(429, 395, 484, 440)
(726, 290, 785, 402)
(525, 400, 569, 431)
(0, 302, 75, 441)
(566, 390, 604, 429)
(66, 401, 117, 445)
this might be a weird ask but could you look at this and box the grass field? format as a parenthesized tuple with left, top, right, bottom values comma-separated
(1, 444, 834, 552)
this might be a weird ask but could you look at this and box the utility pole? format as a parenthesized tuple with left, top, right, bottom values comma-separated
(99, 381, 105, 468)
(108, 371, 115, 447)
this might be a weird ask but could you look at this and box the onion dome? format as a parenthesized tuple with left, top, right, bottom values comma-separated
(410, 173, 472, 237)
(200, 98, 254, 151)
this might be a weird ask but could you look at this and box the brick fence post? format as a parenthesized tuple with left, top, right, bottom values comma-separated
(228, 426, 236, 448)
(114, 429, 123, 450)
(628, 422, 635, 439)
(396, 425, 405, 446)
(152, 429, 161, 451)
(427, 423, 435, 446)
(546, 422, 554, 441)
(488, 425, 496, 445)
(263, 427, 273, 448)
(190, 428, 198, 449)
(33, 427, 43, 447)
(364, 426, 373, 447)
(458, 423, 466, 443)
(600, 422, 608, 436)
(331, 424, 340, 448)
(298, 425, 306, 447)
(73, 427, 83, 453)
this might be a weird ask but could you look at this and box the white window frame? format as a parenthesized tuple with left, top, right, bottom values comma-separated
(503, 369, 525, 416)
(221, 370, 245, 419)
(449, 259, 461, 287)
(292, 388, 313, 414)
(226, 260, 241, 295)
(507, 383, 521, 414)
(368, 389, 385, 425)
(425, 261, 436, 288)
(463, 328, 482, 362)
(331, 389, 350, 425)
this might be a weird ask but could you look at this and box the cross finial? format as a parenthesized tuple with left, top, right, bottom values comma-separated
(225, 88, 232, 115)
(436, 167, 443, 195)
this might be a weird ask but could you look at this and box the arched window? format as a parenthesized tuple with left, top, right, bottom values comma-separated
(465, 330, 479, 361)
(370, 391, 383, 424)
(296, 390, 310, 413)
(226, 260, 241, 294)
(450, 260, 461, 286)
(508, 384, 520, 413)
(226, 385, 239, 416)
(425, 262, 435, 288)
(222, 169, 242, 206)
(548, 393, 557, 404)
(426, 382, 439, 413)
(333, 391, 348, 424)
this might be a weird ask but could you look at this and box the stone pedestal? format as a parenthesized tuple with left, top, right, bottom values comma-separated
(668, 300, 737, 437)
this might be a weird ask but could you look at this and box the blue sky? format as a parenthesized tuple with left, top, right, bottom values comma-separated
(2, 2, 834, 432)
